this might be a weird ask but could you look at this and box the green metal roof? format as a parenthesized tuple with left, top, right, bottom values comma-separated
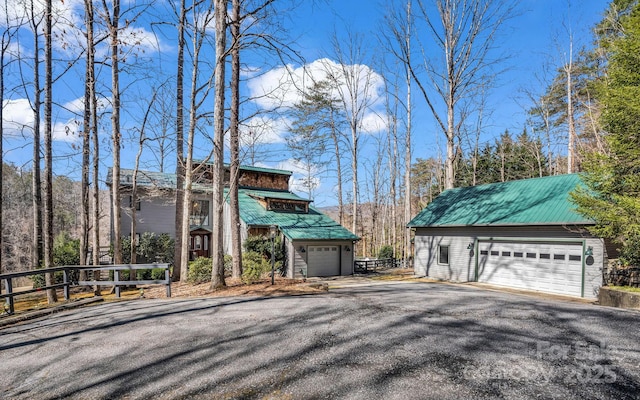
(233, 189, 359, 241)
(408, 174, 593, 228)
(113, 169, 211, 191)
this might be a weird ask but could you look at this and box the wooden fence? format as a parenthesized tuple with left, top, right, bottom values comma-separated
(0, 264, 171, 315)
(354, 258, 401, 273)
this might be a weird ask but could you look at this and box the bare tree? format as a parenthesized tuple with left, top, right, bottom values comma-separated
(79, 0, 94, 278)
(0, 0, 23, 279)
(173, 0, 187, 281)
(210, 0, 227, 289)
(100, 0, 123, 264)
(43, 0, 57, 303)
(325, 31, 378, 247)
(23, 0, 44, 273)
(180, 0, 216, 280)
(229, 0, 243, 278)
(413, 0, 515, 189)
(379, 0, 413, 262)
(129, 89, 158, 267)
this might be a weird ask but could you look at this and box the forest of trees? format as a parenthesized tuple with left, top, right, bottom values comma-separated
(2, 0, 639, 300)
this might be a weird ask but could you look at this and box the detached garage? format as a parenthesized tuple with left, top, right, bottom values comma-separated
(408, 174, 607, 299)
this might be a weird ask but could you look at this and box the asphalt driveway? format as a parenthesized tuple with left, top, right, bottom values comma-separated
(1, 282, 639, 399)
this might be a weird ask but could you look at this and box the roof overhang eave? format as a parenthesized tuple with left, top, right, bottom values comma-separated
(410, 221, 595, 229)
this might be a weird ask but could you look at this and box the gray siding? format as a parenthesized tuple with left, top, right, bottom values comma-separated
(414, 225, 604, 299)
(121, 194, 176, 237)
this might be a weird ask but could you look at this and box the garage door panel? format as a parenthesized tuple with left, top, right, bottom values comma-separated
(477, 241, 583, 297)
(307, 246, 339, 277)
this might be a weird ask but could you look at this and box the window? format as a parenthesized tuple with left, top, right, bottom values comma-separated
(514, 252, 523, 258)
(569, 255, 582, 262)
(190, 200, 210, 226)
(268, 199, 308, 213)
(438, 245, 450, 265)
(540, 253, 551, 259)
(554, 254, 565, 261)
(502, 251, 511, 257)
(490, 250, 499, 256)
(204, 235, 208, 251)
(194, 236, 202, 250)
(526, 253, 537, 259)
(480, 250, 489, 256)
(128, 196, 141, 211)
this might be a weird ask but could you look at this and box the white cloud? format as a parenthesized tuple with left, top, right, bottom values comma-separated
(119, 26, 171, 55)
(267, 159, 322, 200)
(53, 120, 81, 143)
(360, 112, 387, 134)
(3, 98, 81, 143)
(2, 98, 34, 136)
(62, 96, 111, 115)
(240, 115, 290, 146)
(246, 58, 388, 134)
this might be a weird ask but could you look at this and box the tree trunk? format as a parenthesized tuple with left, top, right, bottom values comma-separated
(330, 110, 344, 225)
(173, 0, 186, 281)
(566, 43, 576, 173)
(31, 3, 43, 272)
(404, 0, 412, 266)
(80, 0, 92, 281)
(210, 0, 227, 289)
(108, 0, 122, 265)
(230, 0, 243, 278)
(43, 0, 57, 303)
(88, 0, 100, 294)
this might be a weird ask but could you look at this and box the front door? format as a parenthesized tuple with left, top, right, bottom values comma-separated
(190, 233, 211, 260)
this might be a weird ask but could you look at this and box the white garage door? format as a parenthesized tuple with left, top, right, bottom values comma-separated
(477, 241, 584, 297)
(307, 246, 340, 277)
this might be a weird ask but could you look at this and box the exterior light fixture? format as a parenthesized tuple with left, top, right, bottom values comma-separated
(585, 246, 593, 256)
(270, 225, 277, 285)
(299, 246, 306, 253)
(467, 242, 474, 250)
(345, 246, 351, 252)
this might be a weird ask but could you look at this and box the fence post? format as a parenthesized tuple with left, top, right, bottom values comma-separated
(165, 266, 171, 298)
(63, 269, 69, 301)
(6, 278, 14, 315)
(115, 270, 121, 298)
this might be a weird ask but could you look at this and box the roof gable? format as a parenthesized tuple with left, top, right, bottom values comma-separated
(234, 189, 359, 241)
(408, 174, 593, 228)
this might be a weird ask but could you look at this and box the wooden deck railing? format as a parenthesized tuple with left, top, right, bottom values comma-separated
(0, 264, 171, 315)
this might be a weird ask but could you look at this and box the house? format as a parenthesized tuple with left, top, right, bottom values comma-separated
(109, 163, 359, 278)
(408, 174, 610, 299)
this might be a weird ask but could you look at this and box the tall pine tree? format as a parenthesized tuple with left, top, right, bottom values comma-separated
(572, 4, 640, 265)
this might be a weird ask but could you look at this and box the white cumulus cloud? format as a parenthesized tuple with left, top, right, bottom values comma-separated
(246, 58, 388, 134)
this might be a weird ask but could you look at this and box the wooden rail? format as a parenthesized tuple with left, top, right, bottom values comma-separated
(0, 264, 171, 316)
(354, 258, 399, 273)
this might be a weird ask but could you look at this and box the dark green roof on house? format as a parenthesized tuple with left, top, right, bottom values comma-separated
(233, 189, 359, 241)
(408, 174, 593, 228)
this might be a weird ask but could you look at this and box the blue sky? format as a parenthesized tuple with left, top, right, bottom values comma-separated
(1, 0, 610, 207)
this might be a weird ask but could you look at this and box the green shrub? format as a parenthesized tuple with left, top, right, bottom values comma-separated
(186, 255, 233, 283)
(620, 234, 640, 267)
(244, 235, 285, 264)
(32, 232, 80, 288)
(377, 245, 394, 259)
(241, 251, 269, 284)
(120, 232, 175, 264)
(188, 257, 212, 283)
